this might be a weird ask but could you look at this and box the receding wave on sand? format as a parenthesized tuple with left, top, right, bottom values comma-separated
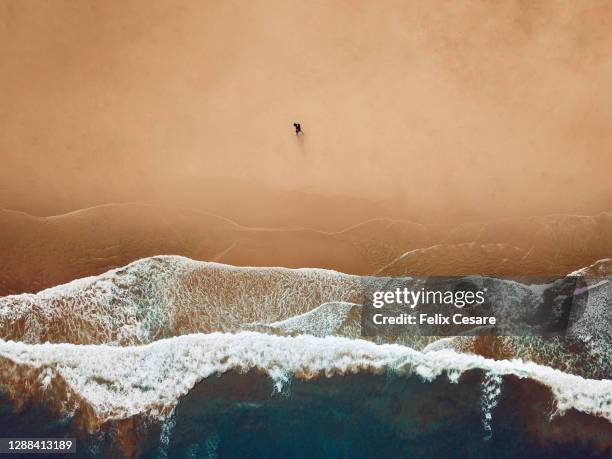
(0, 256, 362, 345)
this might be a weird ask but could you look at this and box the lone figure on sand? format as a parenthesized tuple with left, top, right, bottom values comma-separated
(293, 122, 303, 136)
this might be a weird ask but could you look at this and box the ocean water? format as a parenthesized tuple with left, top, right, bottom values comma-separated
(0, 257, 608, 458)
(0, 369, 608, 458)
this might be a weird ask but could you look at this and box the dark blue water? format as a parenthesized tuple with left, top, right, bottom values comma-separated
(0, 370, 609, 458)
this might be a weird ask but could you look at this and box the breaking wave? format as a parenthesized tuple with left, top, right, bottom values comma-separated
(0, 332, 610, 423)
(0, 332, 609, 457)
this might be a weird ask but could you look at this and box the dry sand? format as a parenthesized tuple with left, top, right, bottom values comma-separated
(1, 1, 611, 227)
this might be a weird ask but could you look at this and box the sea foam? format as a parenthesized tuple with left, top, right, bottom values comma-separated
(0, 332, 609, 431)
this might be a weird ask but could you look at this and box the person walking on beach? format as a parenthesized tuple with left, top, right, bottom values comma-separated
(293, 122, 303, 136)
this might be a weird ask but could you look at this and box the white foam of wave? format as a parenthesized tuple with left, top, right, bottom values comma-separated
(481, 374, 503, 440)
(0, 332, 609, 430)
(157, 410, 176, 459)
(568, 258, 612, 277)
(0, 256, 362, 345)
(243, 301, 361, 337)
